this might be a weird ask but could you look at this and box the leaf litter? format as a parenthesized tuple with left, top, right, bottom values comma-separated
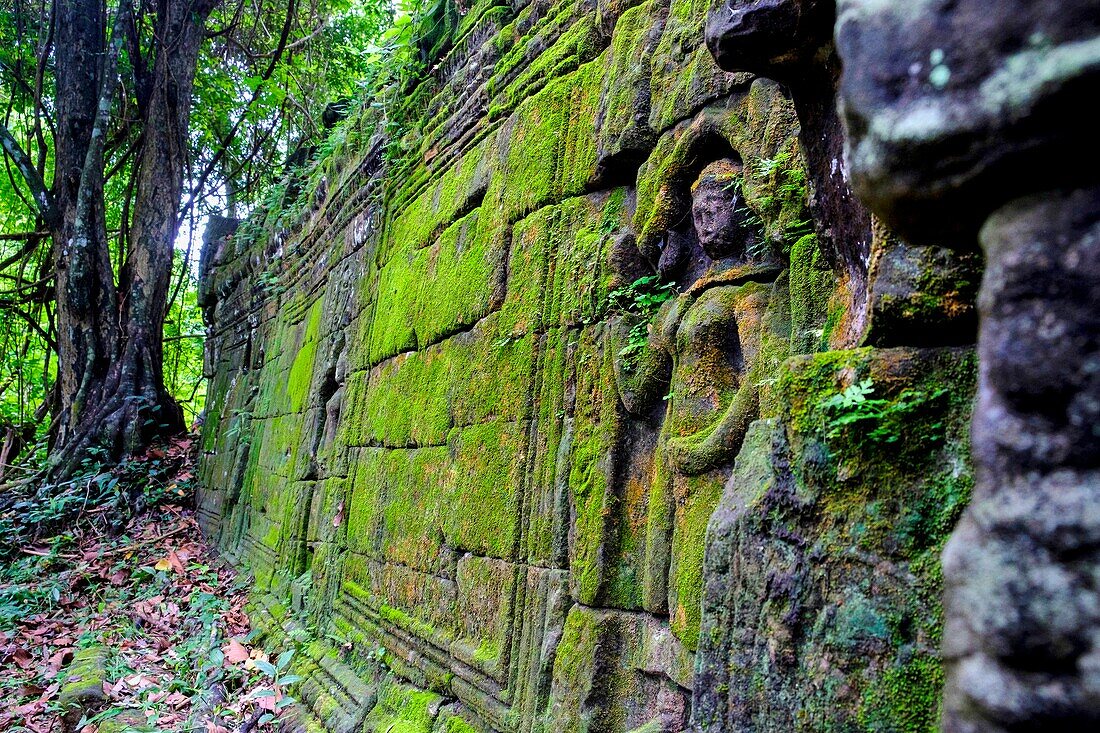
(0, 434, 298, 732)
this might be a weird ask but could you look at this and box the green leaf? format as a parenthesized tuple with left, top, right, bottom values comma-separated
(254, 659, 278, 677)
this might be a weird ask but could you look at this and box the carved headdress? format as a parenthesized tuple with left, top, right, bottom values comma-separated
(691, 158, 742, 193)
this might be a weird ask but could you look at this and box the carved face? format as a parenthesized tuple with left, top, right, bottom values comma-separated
(691, 178, 749, 260)
(835, 0, 1100, 242)
(706, 0, 832, 74)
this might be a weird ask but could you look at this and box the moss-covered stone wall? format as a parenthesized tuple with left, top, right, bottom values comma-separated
(197, 0, 977, 729)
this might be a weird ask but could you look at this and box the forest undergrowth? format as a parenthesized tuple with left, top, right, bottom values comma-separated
(0, 434, 297, 732)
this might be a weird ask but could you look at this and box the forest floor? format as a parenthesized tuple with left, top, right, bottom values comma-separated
(0, 435, 297, 732)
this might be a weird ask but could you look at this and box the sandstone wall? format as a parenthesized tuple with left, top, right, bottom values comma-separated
(197, 0, 978, 730)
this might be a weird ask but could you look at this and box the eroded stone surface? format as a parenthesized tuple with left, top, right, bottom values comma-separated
(58, 645, 109, 731)
(836, 0, 1100, 243)
(835, 0, 1100, 729)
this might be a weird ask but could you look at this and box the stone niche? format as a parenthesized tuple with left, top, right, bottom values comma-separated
(197, 0, 981, 730)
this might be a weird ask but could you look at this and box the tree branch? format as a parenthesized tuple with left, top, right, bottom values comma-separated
(0, 122, 58, 228)
(0, 302, 57, 351)
(177, 0, 297, 227)
(0, 232, 49, 273)
(124, 7, 150, 114)
(0, 231, 49, 242)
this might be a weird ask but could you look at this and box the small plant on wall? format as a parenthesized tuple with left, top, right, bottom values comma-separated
(608, 275, 678, 368)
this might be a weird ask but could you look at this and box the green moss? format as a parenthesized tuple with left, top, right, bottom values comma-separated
(669, 472, 721, 650)
(639, 447, 673, 614)
(488, 0, 597, 111)
(552, 606, 600, 693)
(625, 722, 663, 733)
(455, 0, 513, 44)
(595, 0, 661, 155)
(359, 351, 452, 447)
(416, 209, 508, 347)
(500, 189, 627, 341)
(522, 327, 570, 567)
(858, 653, 944, 733)
(58, 645, 108, 706)
(385, 134, 493, 258)
(359, 316, 535, 447)
(363, 677, 443, 733)
(826, 594, 891, 652)
(453, 554, 513, 676)
(768, 347, 975, 728)
(368, 246, 425, 364)
(441, 714, 482, 733)
(819, 294, 849, 351)
(473, 639, 501, 665)
(647, 0, 737, 132)
(788, 234, 835, 355)
(370, 203, 514, 364)
(491, 13, 603, 119)
(499, 206, 555, 335)
(286, 299, 324, 412)
(569, 421, 611, 603)
(554, 191, 627, 326)
(443, 420, 527, 559)
(345, 447, 451, 570)
(567, 325, 621, 604)
(484, 90, 565, 228)
(375, 597, 455, 649)
(780, 348, 975, 462)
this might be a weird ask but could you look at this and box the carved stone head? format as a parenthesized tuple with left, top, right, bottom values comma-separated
(835, 0, 1100, 243)
(691, 159, 752, 260)
(706, 0, 835, 77)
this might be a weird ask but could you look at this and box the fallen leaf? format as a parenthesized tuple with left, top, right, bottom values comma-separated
(154, 557, 172, 572)
(223, 638, 250, 664)
(12, 701, 43, 716)
(258, 693, 278, 711)
(10, 646, 33, 669)
(167, 550, 186, 575)
(46, 648, 73, 675)
(17, 683, 45, 698)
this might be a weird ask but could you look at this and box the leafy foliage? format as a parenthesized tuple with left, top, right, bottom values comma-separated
(0, 0, 415, 474)
(821, 378, 949, 446)
(754, 150, 813, 241)
(608, 275, 678, 366)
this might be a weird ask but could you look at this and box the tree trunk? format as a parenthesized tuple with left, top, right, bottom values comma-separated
(44, 0, 218, 477)
(51, 0, 119, 456)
